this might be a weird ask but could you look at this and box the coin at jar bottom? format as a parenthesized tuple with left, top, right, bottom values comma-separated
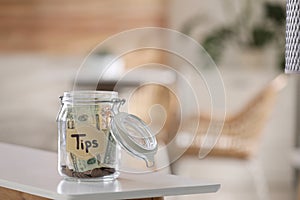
(61, 165, 117, 181)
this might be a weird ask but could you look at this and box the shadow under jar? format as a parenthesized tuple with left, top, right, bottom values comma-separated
(57, 91, 157, 182)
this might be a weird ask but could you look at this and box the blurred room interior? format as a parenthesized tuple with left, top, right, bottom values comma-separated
(0, 0, 298, 199)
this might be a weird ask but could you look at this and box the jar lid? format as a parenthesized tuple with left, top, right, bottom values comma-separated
(111, 112, 158, 167)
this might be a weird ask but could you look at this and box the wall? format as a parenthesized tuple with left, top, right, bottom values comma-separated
(0, 0, 167, 54)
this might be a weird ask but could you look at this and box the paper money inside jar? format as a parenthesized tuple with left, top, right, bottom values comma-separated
(57, 91, 158, 181)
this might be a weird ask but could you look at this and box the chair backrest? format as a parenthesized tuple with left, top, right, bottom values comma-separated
(183, 74, 288, 159)
(127, 84, 180, 143)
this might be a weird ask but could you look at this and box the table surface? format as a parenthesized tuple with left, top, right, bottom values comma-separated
(0, 142, 220, 200)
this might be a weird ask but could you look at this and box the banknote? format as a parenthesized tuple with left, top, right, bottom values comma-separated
(67, 104, 113, 131)
(69, 152, 101, 172)
(103, 131, 117, 166)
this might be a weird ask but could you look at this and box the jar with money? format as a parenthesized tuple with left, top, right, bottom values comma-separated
(57, 91, 157, 181)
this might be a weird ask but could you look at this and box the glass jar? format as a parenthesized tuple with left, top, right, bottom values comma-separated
(57, 91, 157, 181)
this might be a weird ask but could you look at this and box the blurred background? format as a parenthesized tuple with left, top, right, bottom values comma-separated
(0, 0, 298, 199)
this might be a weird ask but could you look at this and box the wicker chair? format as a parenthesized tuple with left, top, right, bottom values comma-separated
(174, 74, 288, 200)
(128, 83, 180, 145)
(181, 74, 288, 159)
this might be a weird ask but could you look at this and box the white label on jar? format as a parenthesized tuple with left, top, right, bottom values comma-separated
(67, 126, 107, 159)
(66, 126, 114, 172)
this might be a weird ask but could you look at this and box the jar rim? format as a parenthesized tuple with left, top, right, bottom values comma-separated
(64, 90, 118, 96)
(61, 90, 119, 104)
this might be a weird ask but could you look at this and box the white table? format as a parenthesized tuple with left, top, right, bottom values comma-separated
(0, 143, 220, 200)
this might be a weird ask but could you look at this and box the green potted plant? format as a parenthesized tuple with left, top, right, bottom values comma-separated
(181, 1, 286, 70)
